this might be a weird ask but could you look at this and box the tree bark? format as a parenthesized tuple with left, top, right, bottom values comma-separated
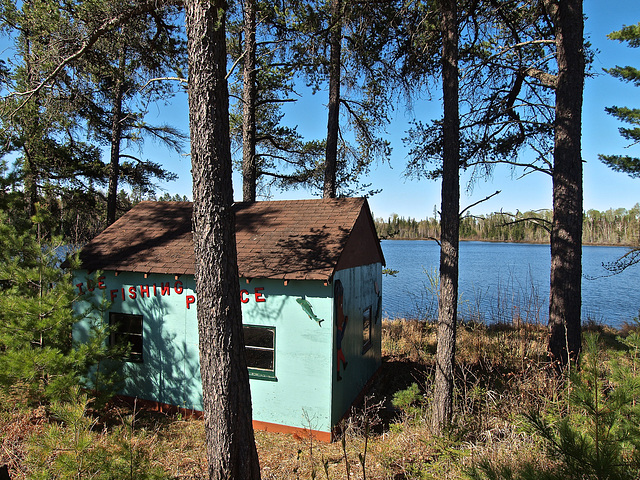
(547, 0, 584, 367)
(106, 46, 126, 226)
(242, 0, 257, 202)
(23, 150, 38, 218)
(432, 0, 460, 433)
(23, 34, 38, 217)
(323, 0, 341, 199)
(184, 1, 261, 478)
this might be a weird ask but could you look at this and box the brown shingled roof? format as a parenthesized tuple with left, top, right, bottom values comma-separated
(76, 198, 383, 281)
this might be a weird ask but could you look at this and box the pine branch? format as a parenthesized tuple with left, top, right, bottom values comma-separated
(8, 0, 181, 117)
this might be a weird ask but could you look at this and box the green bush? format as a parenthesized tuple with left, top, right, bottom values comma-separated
(392, 382, 421, 410)
(0, 207, 118, 406)
(469, 332, 640, 480)
(27, 392, 165, 479)
(392, 382, 424, 422)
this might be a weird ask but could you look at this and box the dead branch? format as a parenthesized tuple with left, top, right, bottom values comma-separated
(139, 76, 188, 91)
(459, 190, 501, 217)
(525, 67, 557, 89)
(495, 212, 552, 233)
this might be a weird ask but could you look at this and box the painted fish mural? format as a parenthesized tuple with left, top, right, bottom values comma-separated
(296, 297, 324, 326)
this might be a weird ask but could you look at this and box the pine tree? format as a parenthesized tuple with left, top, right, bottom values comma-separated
(0, 207, 113, 405)
(432, 0, 460, 433)
(275, 0, 399, 197)
(226, 1, 325, 201)
(596, 22, 640, 273)
(402, 0, 586, 367)
(546, 0, 585, 367)
(184, 0, 261, 477)
(0, 0, 105, 222)
(72, 1, 187, 225)
(0, 1, 186, 231)
(599, 22, 640, 178)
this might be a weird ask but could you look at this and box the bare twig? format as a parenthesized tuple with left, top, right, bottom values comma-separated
(427, 236, 441, 247)
(226, 49, 246, 81)
(139, 76, 188, 92)
(494, 211, 552, 233)
(459, 190, 501, 217)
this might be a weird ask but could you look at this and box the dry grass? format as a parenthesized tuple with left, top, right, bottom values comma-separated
(2, 318, 625, 479)
(0, 401, 47, 476)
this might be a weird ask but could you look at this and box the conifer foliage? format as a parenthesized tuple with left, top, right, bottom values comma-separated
(528, 333, 640, 479)
(0, 209, 76, 403)
(597, 22, 640, 274)
(0, 208, 110, 405)
(600, 22, 640, 179)
(470, 332, 640, 480)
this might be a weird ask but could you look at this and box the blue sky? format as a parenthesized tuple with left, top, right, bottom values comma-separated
(135, 1, 640, 219)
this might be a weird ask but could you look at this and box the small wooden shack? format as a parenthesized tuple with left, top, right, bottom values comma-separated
(72, 197, 385, 441)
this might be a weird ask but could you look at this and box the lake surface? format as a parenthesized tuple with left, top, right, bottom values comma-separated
(381, 240, 640, 328)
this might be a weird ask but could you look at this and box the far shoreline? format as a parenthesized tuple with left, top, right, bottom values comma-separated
(379, 237, 638, 248)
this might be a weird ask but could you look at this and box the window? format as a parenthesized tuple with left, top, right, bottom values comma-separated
(362, 306, 372, 353)
(243, 325, 276, 380)
(109, 312, 143, 363)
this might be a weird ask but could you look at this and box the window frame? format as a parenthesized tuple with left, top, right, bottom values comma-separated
(109, 312, 144, 363)
(243, 325, 277, 381)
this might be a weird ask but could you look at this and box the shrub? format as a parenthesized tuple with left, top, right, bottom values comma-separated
(469, 332, 640, 480)
(0, 208, 118, 406)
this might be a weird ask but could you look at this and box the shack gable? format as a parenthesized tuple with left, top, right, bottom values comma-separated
(335, 203, 385, 272)
(75, 198, 384, 281)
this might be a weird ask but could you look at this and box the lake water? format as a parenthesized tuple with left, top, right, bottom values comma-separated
(381, 240, 640, 328)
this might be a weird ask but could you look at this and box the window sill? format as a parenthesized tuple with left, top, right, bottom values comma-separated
(248, 369, 277, 382)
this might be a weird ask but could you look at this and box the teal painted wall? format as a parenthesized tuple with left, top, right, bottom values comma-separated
(330, 263, 383, 427)
(242, 279, 333, 432)
(72, 271, 201, 410)
(73, 271, 337, 433)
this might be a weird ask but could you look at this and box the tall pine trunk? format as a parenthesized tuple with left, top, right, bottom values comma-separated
(184, 1, 261, 478)
(23, 34, 38, 217)
(323, 0, 341, 199)
(432, 0, 460, 432)
(23, 150, 38, 218)
(547, 0, 584, 367)
(242, 0, 257, 202)
(106, 47, 126, 226)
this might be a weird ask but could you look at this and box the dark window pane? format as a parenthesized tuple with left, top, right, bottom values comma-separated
(109, 313, 143, 363)
(244, 327, 274, 349)
(362, 306, 372, 353)
(363, 307, 371, 341)
(127, 315, 143, 332)
(246, 348, 274, 370)
(243, 326, 275, 375)
(126, 334, 143, 355)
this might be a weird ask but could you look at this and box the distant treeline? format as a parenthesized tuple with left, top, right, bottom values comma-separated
(374, 204, 640, 245)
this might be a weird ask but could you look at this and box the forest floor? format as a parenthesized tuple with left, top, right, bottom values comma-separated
(0, 318, 636, 479)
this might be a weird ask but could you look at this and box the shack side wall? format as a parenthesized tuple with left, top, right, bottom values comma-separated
(330, 263, 383, 427)
(72, 271, 202, 410)
(241, 278, 333, 433)
(72, 271, 335, 433)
